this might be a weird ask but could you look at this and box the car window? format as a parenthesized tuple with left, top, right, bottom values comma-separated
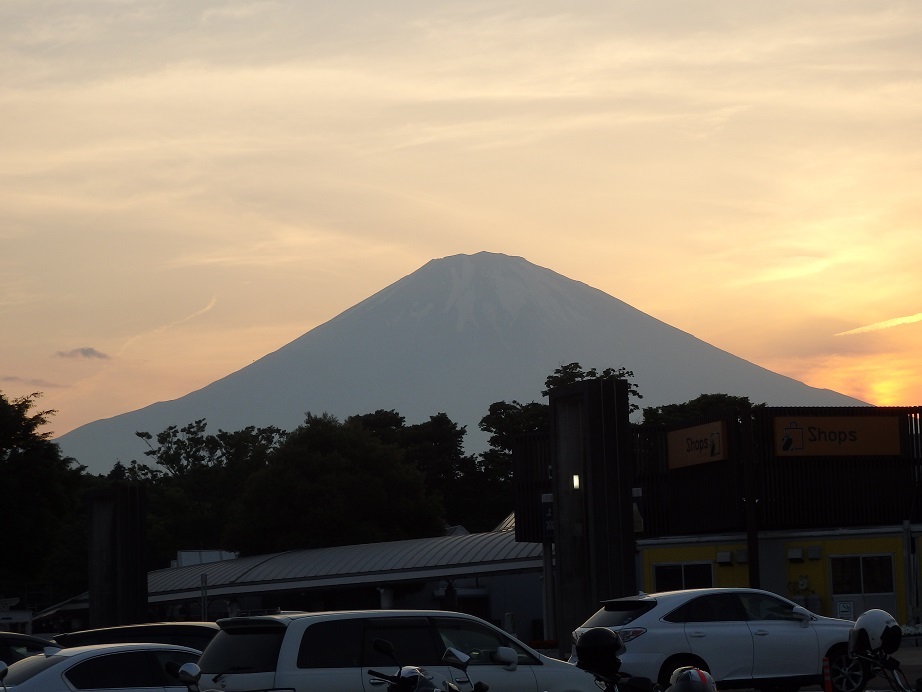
(665, 594, 745, 622)
(65, 650, 159, 689)
(198, 625, 285, 674)
(582, 600, 656, 627)
(362, 617, 442, 667)
(433, 617, 537, 666)
(298, 619, 364, 668)
(738, 592, 802, 622)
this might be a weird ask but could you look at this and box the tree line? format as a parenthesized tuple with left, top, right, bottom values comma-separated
(0, 363, 754, 615)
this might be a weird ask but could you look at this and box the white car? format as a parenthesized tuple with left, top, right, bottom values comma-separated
(570, 588, 867, 692)
(192, 609, 603, 692)
(0, 641, 201, 691)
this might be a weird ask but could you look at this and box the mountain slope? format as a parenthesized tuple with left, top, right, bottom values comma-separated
(57, 252, 865, 474)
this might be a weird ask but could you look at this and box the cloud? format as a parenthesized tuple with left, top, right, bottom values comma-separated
(1, 375, 65, 389)
(116, 296, 218, 356)
(835, 312, 922, 336)
(56, 347, 111, 359)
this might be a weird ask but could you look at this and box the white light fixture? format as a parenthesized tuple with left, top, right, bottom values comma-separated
(572, 474, 581, 490)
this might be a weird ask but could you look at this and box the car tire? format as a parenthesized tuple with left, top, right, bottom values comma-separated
(827, 647, 869, 692)
(658, 656, 710, 689)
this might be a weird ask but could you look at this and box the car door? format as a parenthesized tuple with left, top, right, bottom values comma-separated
(360, 617, 453, 692)
(285, 617, 367, 692)
(738, 592, 820, 679)
(678, 593, 754, 683)
(432, 616, 537, 692)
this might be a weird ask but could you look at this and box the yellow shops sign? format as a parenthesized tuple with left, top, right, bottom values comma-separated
(667, 420, 728, 469)
(773, 416, 901, 456)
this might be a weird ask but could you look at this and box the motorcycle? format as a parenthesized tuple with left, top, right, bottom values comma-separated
(573, 627, 659, 692)
(368, 637, 489, 692)
(848, 609, 922, 692)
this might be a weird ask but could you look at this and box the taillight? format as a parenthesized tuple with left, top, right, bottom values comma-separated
(619, 627, 646, 642)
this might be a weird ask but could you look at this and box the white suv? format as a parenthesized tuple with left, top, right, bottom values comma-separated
(194, 609, 602, 692)
(570, 588, 867, 692)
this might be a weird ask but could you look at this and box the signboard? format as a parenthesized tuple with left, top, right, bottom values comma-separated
(773, 416, 901, 457)
(667, 420, 727, 469)
(836, 601, 854, 620)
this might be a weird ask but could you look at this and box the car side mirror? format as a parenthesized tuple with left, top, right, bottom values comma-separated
(177, 662, 202, 686)
(0, 660, 7, 682)
(494, 645, 518, 671)
(792, 605, 811, 628)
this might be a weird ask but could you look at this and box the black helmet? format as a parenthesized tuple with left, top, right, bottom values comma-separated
(667, 667, 716, 692)
(574, 627, 625, 681)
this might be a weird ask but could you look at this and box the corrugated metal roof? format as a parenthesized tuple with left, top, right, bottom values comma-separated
(147, 530, 543, 603)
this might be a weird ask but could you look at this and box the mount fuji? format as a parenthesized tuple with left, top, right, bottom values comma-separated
(57, 252, 865, 475)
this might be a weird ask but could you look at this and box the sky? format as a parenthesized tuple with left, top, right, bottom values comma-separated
(2, 0, 921, 439)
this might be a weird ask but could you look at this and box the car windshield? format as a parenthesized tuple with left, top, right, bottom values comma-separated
(582, 600, 656, 627)
(4, 653, 68, 685)
(198, 626, 285, 674)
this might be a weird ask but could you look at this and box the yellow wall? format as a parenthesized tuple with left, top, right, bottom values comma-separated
(640, 542, 749, 592)
(638, 532, 916, 623)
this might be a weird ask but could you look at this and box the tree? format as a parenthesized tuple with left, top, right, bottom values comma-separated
(0, 391, 93, 608)
(346, 410, 406, 447)
(349, 410, 507, 532)
(479, 361, 644, 479)
(542, 362, 643, 414)
(478, 400, 549, 483)
(131, 420, 287, 567)
(642, 393, 764, 427)
(227, 413, 445, 555)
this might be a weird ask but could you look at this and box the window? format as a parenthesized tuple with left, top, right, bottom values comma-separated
(831, 555, 894, 595)
(197, 625, 286, 675)
(361, 618, 442, 668)
(65, 651, 158, 689)
(433, 617, 537, 667)
(665, 594, 744, 623)
(298, 619, 363, 668)
(738, 592, 802, 622)
(654, 562, 713, 591)
(582, 600, 656, 628)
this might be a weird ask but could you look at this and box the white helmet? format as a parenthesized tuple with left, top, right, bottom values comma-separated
(849, 609, 901, 656)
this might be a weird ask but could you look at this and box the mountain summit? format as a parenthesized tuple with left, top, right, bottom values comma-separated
(57, 252, 864, 474)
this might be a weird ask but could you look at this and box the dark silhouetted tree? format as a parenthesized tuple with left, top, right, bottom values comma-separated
(132, 420, 287, 567)
(479, 362, 643, 491)
(0, 391, 94, 609)
(642, 393, 763, 427)
(227, 413, 444, 555)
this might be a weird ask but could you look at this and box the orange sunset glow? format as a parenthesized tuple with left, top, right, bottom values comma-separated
(2, 1, 920, 437)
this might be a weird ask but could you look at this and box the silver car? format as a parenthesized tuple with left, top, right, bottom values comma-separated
(0, 641, 201, 691)
(570, 588, 867, 692)
(195, 609, 602, 692)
